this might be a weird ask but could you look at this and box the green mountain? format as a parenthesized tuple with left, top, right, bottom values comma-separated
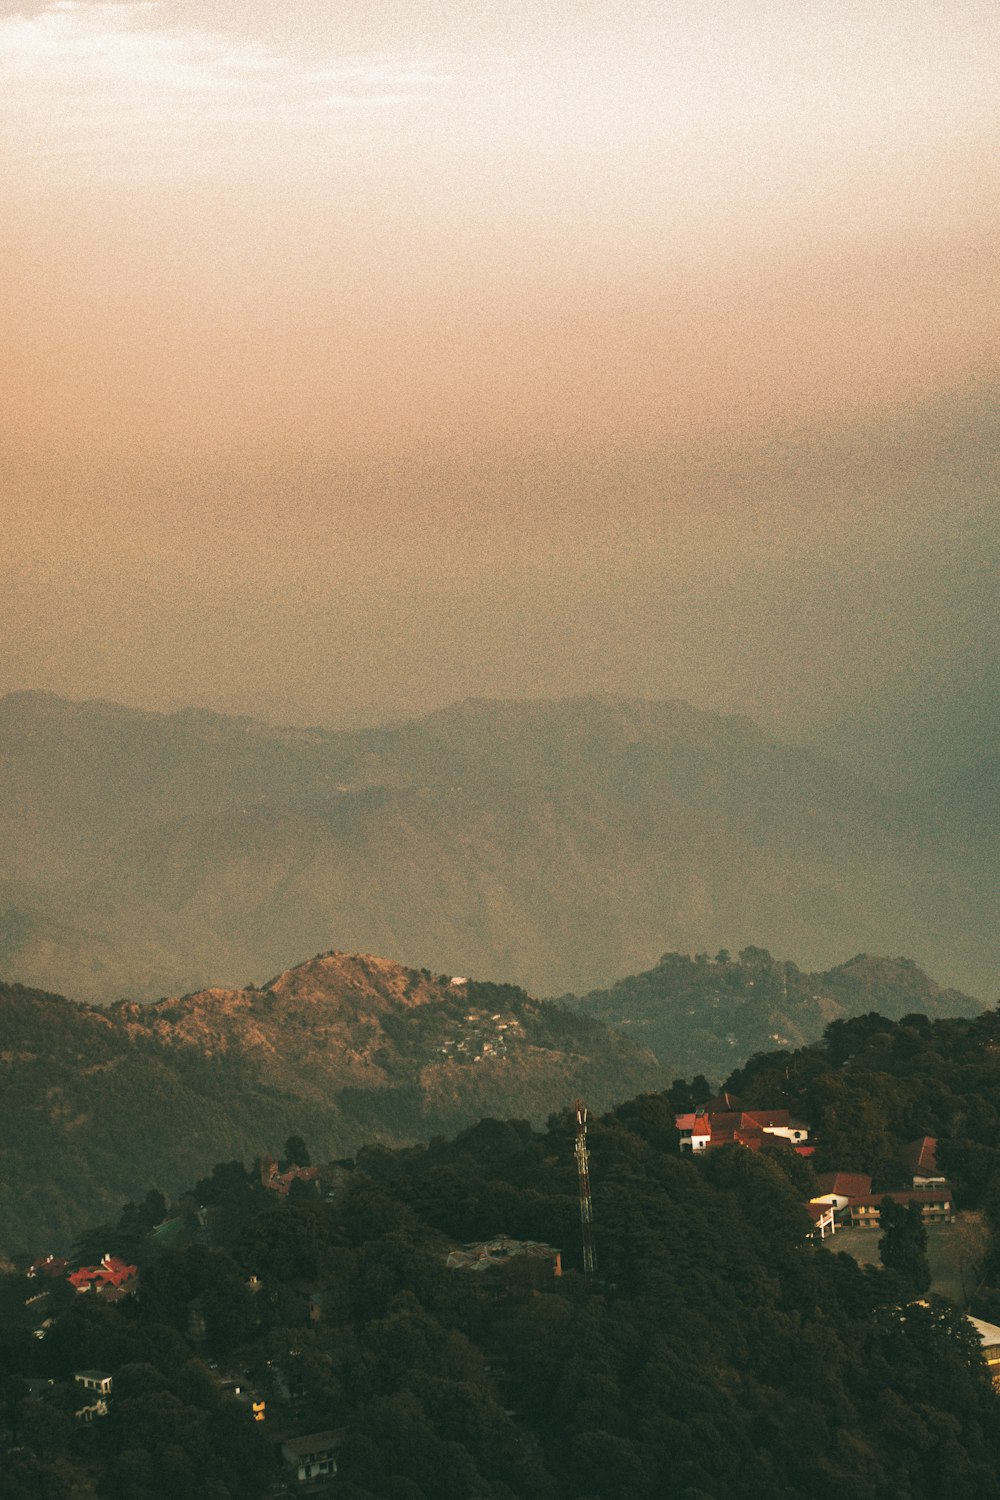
(0, 950, 662, 1254)
(564, 948, 985, 1081)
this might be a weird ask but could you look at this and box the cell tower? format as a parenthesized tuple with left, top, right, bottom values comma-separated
(573, 1099, 596, 1275)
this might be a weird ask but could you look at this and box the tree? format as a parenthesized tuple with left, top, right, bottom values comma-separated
(0, 1451, 98, 1499)
(288, 1175, 319, 1204)
(284, 1135, 311, 1169)
(952, 1212, 991, 1304)
(879, 1200, 931, 1294)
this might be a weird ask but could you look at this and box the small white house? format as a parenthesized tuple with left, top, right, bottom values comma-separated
(282, 1430, 342, 1484)
(74, 1371, 112, 1422)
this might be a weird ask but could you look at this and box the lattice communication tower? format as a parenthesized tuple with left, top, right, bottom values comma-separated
(573, 1099, 596, 1275)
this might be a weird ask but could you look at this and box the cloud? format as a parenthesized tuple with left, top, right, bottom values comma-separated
(0, 1, 451, 179)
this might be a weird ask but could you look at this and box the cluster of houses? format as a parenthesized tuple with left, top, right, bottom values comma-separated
(674, 1095, 954, 1236)
(26, 1250, 139, 1302)
(435, 1008, 526, 1065)
(675, 1095, 813, 1155)
(60, 1361, 342, 1483)
(806, 1148, 954, 1239)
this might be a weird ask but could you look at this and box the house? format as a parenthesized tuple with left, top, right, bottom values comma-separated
(75, 1370, 113, 1397)
(968, 1316, 1000, 1391)
(676, 1105, 810, 1153)
(282, 1430, 344, 1484)
(68, 1254, 137, 1296)
(900, 1137, 947, 1188)
(811, 1172, 875, 1212)
(846, 1186, 954, 1229)
(260, 1154, 350, 1200)
(812, 1172, 953, 1229)
(261, 1155, 321, 1196)
(26, 1254, 69, 1279)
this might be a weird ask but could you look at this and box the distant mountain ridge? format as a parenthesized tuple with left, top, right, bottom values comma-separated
(564, 948, 985, 1081)
(0, 949, 663, 1253)
(0, 689, 995, 1001)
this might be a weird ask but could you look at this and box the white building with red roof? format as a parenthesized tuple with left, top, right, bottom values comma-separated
(68, 1254, 138, 1297)
(676, 1104, 810, 1153)
(809, 1170, 954, 1230)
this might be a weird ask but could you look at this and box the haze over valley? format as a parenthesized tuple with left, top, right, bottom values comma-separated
(1, 689, 995, 1006)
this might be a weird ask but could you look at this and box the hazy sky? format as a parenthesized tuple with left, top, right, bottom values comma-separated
(2, 0, 997, 752)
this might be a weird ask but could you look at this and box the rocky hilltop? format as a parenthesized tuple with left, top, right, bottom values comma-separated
(0, 950, 663, 1253)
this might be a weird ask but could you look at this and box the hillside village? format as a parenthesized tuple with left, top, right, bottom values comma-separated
(5, 1081, 998, 1497)
(674, 1095, 956, 1236)
(8, 997, 1000, 1496)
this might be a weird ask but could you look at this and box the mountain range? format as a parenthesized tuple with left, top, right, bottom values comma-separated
(0, 690, 995, 1003)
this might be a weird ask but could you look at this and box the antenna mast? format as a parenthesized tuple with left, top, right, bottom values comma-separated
(574, 1099, 596, 1275)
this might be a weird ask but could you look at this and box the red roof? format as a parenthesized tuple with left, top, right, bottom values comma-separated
(732, 1127, 772, 1152)
(96, 1276, 139, 1301)
(900, 1137, 941, 1177)
(814, 1171, 873, 1199)
(677, 1106, 812, 1149)
(742, 1109, 791, 1129)
(848, 1187, 952, 1209)
(705, 1091, 744, 1112)
(68, 1257, 138, 1292)
(28, 1255, 68, 1278)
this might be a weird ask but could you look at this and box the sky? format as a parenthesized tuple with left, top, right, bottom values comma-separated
(2, 0, 997, 761)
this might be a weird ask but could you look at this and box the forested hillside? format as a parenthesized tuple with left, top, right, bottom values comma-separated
(0, 954, 662, 1254)
(4, 942, 988, 1254)
(730, 1005, 1000, 1226)
(565, 947, 984, 1078)
(5, 1067, 1000, 1499)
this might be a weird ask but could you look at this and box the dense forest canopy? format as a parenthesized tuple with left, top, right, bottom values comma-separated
(6, 1005, 1000, 1497)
